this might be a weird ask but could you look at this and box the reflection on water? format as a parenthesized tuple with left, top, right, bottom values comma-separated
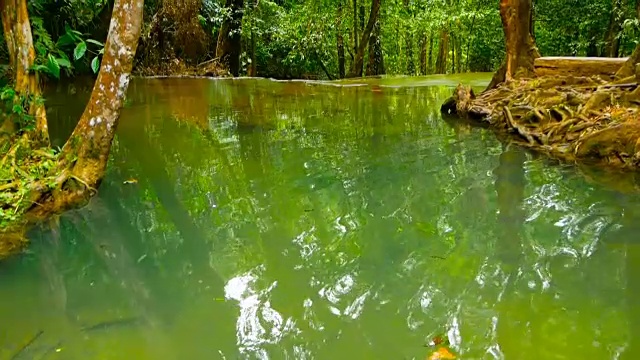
(2, 74, 640, 359)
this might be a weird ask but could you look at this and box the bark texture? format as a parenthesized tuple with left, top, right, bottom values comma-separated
(60, 0, 143, 188)
(617, 43, 640, 78)
(435, 27, 448, 74)
(216, 0, 244, 76)
(1, 0, 49, 146)
(486, 0, 540, 90)
(347, 0, 381, 77)
(366, 18, 385, 76)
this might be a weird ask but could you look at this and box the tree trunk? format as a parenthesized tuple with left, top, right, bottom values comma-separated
(347, 0, 381, 77)
(435, 27, 448, 74)
(337, 0, 346, 79)
(248, 0, 258, 77)
(216, 0, 244, 76)
(451, 33, 456, 73)
(637, 0, 640, 19)
(1, 0, 49, 146)
(59, 0, 143, 189)
(352, 0, 358, 61)
(403, 0, 414, 75)
(366, 18, 384, 76)
(617, 43, 640, 78)
(605, 0, 622, 58)
(419, 33, 427, 75)
(486, 0, 540, 91)
(428, 33, 434, 73)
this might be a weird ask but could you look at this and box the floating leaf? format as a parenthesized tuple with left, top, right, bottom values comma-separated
(74, 41, 87, 60)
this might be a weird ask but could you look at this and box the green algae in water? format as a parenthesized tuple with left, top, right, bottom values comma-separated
(0, 75, 639, 359)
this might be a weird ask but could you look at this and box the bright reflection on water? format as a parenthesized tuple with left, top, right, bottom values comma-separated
(2, 74, 640, 359)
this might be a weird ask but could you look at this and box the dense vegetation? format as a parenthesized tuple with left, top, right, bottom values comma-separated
(2, 0, 640, 80)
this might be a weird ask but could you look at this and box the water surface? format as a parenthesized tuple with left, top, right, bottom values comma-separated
(2, 74, 640, 360)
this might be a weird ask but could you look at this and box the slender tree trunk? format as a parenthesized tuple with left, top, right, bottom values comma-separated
(59, 0, 143, 189)
(216, 0, 244, 76)
(486, 0, 540, 91)
(337, 0, 346, 78)
(605, 0, 622, 58)
(347, 0, 381, 77)
(428, 32, 434, 73)
(419, 33, 427, 75)
(455, 33, 462, 73)
(451, 33, 456, 73)
(1, 0, 49, 146)
(403, 0, 414, 75)
(637, 0, 640, 19)
(366, 18, 384, 76)
(352, 0, 358, 59)
(248, 0, 258, 77)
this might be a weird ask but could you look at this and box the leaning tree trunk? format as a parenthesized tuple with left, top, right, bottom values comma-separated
(486, 0, 540, 91)
(216, 0, 244, 76)
(347, 0, 381, 78)
(59, 0, 143, 191)
(1, 0, 49, 146)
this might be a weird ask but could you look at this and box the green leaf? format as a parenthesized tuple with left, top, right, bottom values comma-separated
(74, 41, 87, 60)
(56, 58, 71, 68)
(91, 56, 100, 73)
(46, 54, 60, 79)
(56, 33, 75, 47)
(31, 64, 50, 73)
(86, 39, 104, 47)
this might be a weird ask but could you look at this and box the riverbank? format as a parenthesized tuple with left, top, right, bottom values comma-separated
(441, 73, 640, 171)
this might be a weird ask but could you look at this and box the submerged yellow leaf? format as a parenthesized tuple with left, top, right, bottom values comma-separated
(427, 347, 456, 360)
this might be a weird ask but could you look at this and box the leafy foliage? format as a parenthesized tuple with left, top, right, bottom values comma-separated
(1, 0, 639, 79)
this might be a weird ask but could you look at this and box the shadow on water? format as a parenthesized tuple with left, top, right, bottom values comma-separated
(5, 75, 640, 359)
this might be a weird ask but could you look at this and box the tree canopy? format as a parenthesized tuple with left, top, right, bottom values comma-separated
(2, 0, 640, 80)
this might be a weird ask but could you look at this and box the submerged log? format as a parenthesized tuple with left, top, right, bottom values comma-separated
(534, 57, 627, 78)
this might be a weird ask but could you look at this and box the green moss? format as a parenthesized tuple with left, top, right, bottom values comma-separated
(0, 136, 61, 230)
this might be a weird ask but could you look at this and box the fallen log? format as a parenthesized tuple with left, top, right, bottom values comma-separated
(534, 57, 628, 78)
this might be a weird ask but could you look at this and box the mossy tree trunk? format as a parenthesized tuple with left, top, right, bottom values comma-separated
(347, 0, 381, 78)
(216, 0, 244, 76)
(0, 0, 49, 146)
(58, 0, 143, 194)
(486, 0, 540, 91)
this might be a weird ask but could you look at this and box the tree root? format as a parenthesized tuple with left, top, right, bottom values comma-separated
(442, 75, 640, 170)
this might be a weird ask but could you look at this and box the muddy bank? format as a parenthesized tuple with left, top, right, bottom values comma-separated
(441, 75, 640, 170)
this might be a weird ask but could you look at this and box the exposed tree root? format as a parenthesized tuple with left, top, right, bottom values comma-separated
(0, 137, 98, 258)
(442, 75, 640, 170)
